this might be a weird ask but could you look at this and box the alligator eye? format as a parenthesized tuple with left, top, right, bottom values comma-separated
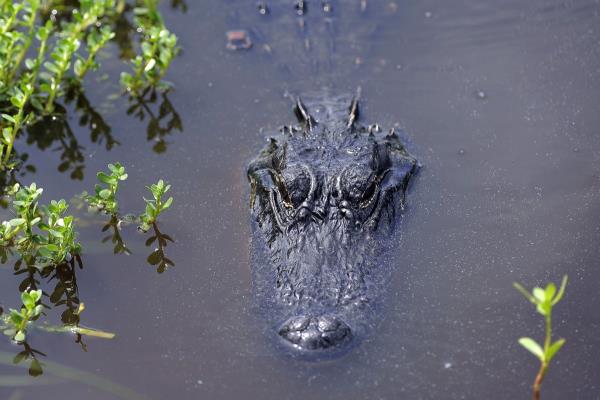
(340, 165, 374, 207)
(281, 164, 312, 208)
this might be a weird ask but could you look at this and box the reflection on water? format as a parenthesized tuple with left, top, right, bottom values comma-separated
(11, 343, 45, 377)
(1, 350, 147, 399)
(20, 84, 183, 181)
(101, 215, 132, 256)
(125, 89, 183, 154)
(1, 210, 175, 380)
(144, 222, 175, 274)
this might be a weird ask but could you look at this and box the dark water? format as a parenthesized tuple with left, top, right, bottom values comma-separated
(2, 0, 600, 399)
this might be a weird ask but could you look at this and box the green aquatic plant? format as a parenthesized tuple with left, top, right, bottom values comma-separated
(0, 183, 42, 246)
(0, 183, 81, 269)
(41, 0, 115, 114)
(83, 162, 128, 215)
(120, 0, 180, 95)
(1, 19, 51, 167)
(514, 275, 568, 400)
(1, 289, 43, 343)
(139, 179, 173, 232)
(0, 0, 181, 171)
(81, 164, 175, 269)
(138, 179, 175, 272)
(38, 199, 81, 266)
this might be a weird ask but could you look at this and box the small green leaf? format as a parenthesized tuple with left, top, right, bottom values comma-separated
(545, 282, 556, 301)
(74, 58, 84, 77)
(99, 189, 111, 199)
(547, 338, 566, 362)
(14, 330, 26, 342)
(38, 246, 54, 258)
(97, 172, 115, 184)
(532, 287, 545, 303)
(33, 305, 44, 317)
(31, 290, 42, 303)
(518, 337, 544, 361)
(146, 202, 156, 214)
(536, 302, 551, 316)
(162, 196, 173, 210)
(3, 127, 13, 143)
(45, 243, 60, 252)
(21, 292, 34, 310)
(144, 58, 156, 72)
(8, 218, 25, 227)
(47, 229, 64, 238)
(513, 282, 535, 304)
(1, 114, 16, 124)
(552, 275, 568, 305)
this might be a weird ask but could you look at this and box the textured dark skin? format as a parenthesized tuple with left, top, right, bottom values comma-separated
(248, 94, 418, 353)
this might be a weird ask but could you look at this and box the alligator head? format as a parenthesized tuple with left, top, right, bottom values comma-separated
(247, 93, 417, 354)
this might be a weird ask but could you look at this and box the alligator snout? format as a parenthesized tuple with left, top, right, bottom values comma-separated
(278, 315, 352, 351)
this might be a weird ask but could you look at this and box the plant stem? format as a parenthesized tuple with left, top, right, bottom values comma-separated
(533, 361, 547, 400)
(0, 4, 23, 84)
(533, 312, 552, 400)
(7, 1, 40, 84)
(3, 33, 47, 165)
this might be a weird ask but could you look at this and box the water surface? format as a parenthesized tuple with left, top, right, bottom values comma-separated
(1, 0, 600, 399)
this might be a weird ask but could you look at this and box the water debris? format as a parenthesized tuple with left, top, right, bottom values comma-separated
(226, 30, 252, 51)
(257, 2, 269, 15)
(476, 90, 487, 100)
(294, 0, 306, 16)
(425, 11, 433, 18)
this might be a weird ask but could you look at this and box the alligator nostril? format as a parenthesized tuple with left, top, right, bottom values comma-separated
(278, 315, 352, 350)
(288, 316, 310, 331)
(317, 315, 340, 332)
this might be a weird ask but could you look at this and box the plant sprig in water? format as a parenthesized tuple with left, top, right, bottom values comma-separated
(1, 289, 43, 343)
(514, 275, 568, 400)
(83, 162, 128, 215)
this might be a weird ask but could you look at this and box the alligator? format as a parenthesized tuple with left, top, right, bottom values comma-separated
(248, 92, 418, 354)
(239, 1, 419, 354)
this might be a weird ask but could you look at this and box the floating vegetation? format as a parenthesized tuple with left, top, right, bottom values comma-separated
(0, 0, 182, 174)
(83, 162, 128, 215)
(139, 179, 173, 232)
(514, 276, 568, 400)
(120, 0, 180, 95)
(0, 183, 81, 269)
(1, 289, 43, 343)
(0, 162, 174, 377)
(82, 163, 175, 271)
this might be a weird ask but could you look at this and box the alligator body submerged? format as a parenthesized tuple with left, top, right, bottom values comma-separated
(248, 93, 418, 354)
(240, 1, 418, 355)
